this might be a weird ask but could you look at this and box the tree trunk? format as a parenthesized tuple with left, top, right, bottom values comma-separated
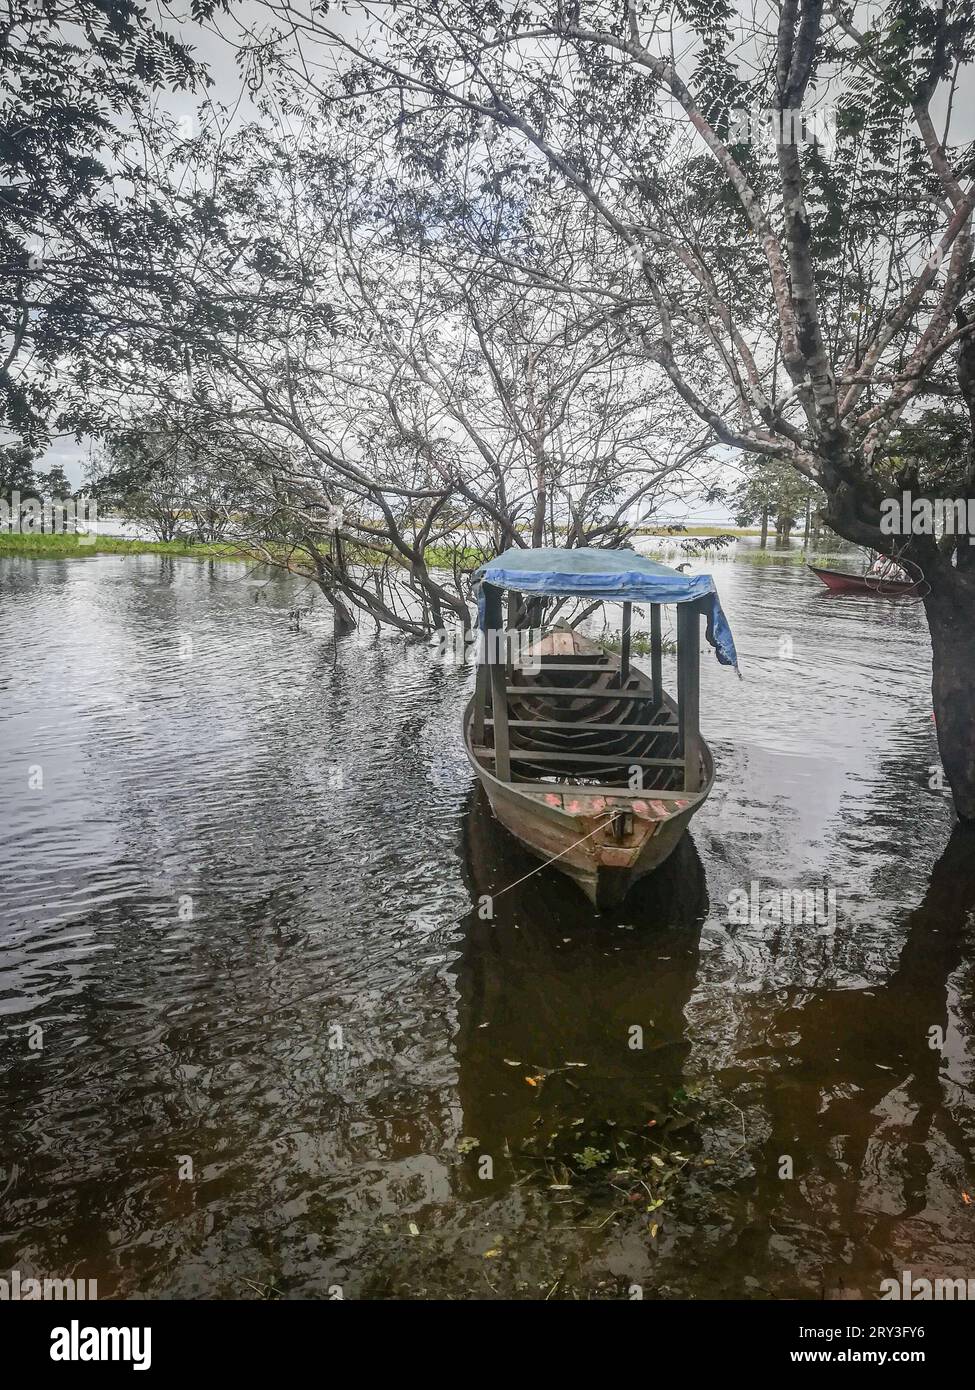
(531, 441, 546, 549)
(308, 546, 357, 635)
(327, 588, 357, 635)
(824, 478, 975, 822)
(924, 567, 975, 821)
(759, 504, 768, 549)
(802, 497, 811, 548)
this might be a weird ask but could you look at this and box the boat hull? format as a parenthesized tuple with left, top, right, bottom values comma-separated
(808, 564, 915, 595)
(463, 673, 712, 910)
(472, 758, 707, 908)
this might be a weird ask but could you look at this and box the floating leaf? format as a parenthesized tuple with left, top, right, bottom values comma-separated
(573, 1147, 611, 1171)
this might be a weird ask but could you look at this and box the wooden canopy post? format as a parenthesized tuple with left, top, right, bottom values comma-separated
(677, 601, 701, 792)
(505, 590, 519, 675)
(620, 601, 632, 685)
(650, 603, 663, 708)
(482, 582, 511, 781)
(472, 652, 487, 744)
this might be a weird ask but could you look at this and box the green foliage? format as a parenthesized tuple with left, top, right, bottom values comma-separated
(886, 407, 974, 492)
(91, 408, 248, 542)
(600, 629, 677, 657)
(726, 460, 824, 539)
(0, 444, 42, 496)
(1, 2, 207, 444)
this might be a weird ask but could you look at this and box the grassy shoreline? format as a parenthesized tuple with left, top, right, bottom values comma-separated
(0, 530, 844, 568)
(0, 532, 490, 567)
(0, 532, 246, 559)
(0, 531, 489, 570)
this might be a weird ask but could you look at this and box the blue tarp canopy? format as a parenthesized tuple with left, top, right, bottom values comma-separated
(475, 546, 739, 670)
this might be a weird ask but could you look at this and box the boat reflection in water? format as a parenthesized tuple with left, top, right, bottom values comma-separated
(451, 785, 707, 1184)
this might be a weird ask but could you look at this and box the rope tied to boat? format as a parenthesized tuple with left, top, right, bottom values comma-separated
(865, 544, 930, 602)
(491, 814, 620, 901)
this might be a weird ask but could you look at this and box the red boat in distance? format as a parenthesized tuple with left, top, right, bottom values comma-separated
(807, 564, 917, 595)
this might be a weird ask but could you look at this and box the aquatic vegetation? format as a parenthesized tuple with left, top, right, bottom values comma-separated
(507, 1085, 712, 1237)
(572, 1146, 611, 1171)
(735, 547, 846, 566)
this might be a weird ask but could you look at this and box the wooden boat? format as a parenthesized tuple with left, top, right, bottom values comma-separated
(462, 547, 738, 911)
(463, 625, 712, 909)
(808, 563, 916, 595)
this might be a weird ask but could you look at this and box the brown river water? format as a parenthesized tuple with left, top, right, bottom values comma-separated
(1, 550, 972, 1299)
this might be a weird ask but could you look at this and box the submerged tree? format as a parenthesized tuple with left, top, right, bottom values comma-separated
(145, 114, 719, 635)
